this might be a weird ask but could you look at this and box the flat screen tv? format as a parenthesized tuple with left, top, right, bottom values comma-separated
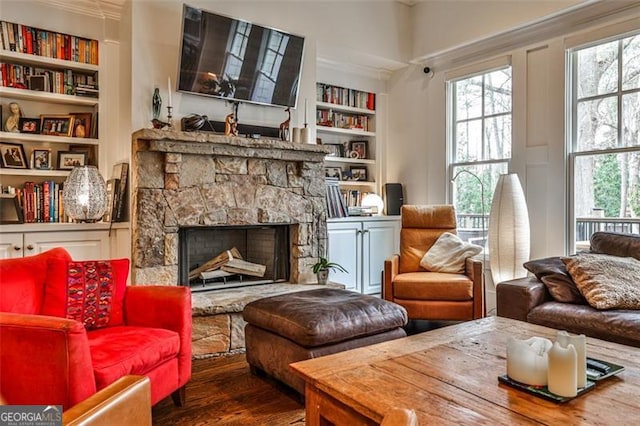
(178, 5, 305, 108)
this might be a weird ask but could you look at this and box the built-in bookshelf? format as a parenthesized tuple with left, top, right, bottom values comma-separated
(316, 82, 378, 201)
(0, 19, 100, 227)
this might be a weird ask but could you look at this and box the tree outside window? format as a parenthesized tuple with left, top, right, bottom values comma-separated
(570, 33, 640, 247)
(448, 67, 512, 244)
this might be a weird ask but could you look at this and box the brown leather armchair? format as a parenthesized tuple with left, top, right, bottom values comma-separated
(383, 205, 484, 320)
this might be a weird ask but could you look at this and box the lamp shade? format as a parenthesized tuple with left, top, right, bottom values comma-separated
(62, 165, 107, 222)
(488, 173, 530, 285)
(361, 193, 384, 215)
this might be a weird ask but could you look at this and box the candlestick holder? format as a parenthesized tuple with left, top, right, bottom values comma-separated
(167, 106, 173, 128)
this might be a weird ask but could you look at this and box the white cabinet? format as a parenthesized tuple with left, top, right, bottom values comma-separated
(0, 228, 110, 260)
(327, 216, 400, 295)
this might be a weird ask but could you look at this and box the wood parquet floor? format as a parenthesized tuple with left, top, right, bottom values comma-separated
(152, 354, 305, 426)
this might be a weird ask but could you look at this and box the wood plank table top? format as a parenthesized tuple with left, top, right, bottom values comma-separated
(290, 316, 639, 425)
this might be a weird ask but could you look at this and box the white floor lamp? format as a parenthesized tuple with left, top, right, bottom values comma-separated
(488, 173, 530, 285)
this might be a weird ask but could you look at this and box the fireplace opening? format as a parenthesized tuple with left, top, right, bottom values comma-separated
(179, 224, 291, 292)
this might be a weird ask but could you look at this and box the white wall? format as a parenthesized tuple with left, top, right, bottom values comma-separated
(130, 0, 410, 133)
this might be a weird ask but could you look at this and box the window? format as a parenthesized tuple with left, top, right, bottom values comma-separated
(568, 33, 640, 250)
(447, 66, 512, 244)
(252, 31, 290, 104)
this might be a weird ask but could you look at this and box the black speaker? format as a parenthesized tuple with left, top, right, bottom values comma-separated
(384, 183, 403, 216)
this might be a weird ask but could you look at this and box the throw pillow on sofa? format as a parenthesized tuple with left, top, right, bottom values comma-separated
(420, 232, 482, 273)
(562, 253, 640, 310)
(523, 257, 585, 304)
(42, 258, 130, 329)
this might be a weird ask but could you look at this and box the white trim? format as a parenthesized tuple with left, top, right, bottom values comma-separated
(564, 16, 640, 50)
(36, 0, 123, 21)
(444, 56, 512, 82)
(316, 57, 394, 81)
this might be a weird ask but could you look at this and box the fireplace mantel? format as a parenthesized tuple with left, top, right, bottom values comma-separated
(131, 129, 330, 287)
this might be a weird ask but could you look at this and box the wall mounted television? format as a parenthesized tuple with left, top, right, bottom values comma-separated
(178, 5, 305, 108)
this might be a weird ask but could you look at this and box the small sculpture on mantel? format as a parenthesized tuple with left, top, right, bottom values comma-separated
(152, 118, 171, 129)
(224, 113, 238, 136)
(152, 87, 162, 120)
(279, 107, 290, 141)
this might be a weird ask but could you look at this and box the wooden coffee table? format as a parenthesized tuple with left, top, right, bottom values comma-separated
(290, 316, 639, 425)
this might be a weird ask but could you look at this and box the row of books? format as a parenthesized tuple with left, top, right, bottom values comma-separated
(325, 178, 348, 218)
(316, 110, 371, 131)
(5, 181, 67, 223)
(341, 190, 373, 208)
(316, 83, 375, 111)
(0, 20, 99, 65)
(0, 62, 98, 96)
(104, 162, 129, 223)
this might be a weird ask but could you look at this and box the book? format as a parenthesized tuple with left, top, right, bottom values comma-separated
(103, 178, 119, 222)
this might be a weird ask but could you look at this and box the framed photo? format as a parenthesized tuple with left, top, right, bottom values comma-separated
(18, 117, 41, 134)
(70, 112, 92, 138)
(41, 115, 74, 137)
(0, 142, 28, 169)
(69, 145, 95, 166)
(57, 151, 87, 170)
(325, 144, 343, 158)
(350, 141, 367, 160)
(350, 167, 367, 181)
(341, 169, 352, 181)
(31, 149, 52, 170)
(0, 194, 24, 224)
(325, 167, 342, 179)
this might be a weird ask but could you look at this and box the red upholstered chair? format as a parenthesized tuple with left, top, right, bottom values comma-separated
(0, 248, 192, 410)
(383, 205, 484, 321)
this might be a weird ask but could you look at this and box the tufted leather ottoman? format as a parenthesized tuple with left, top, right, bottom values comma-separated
(242, 288, 408, 394)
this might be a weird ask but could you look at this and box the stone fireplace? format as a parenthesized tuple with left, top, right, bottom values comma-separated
(131, 129, 329, 287)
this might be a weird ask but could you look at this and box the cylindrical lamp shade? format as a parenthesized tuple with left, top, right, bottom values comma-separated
(488, 173, 530, 285)
(62, 166, 107, 222)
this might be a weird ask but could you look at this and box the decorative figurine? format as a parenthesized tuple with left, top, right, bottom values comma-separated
(151, 118, 171, 129)
(224, 113, 238, 136)
(279, 107, 290, 141)
(152, 87, 162, 120)
(4, 102, 22, 133)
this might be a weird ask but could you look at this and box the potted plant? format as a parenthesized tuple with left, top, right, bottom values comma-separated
(312, 257, 347, 285)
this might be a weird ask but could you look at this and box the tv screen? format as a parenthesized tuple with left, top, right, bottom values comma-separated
(178, 5, 305, 108)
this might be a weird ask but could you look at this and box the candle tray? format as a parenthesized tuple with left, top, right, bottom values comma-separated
(498, 357, 624, 403)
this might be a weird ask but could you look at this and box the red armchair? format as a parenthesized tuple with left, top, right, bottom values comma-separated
(0, 248, 192, 409)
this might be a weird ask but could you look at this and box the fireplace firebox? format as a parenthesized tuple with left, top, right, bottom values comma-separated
(179, 224, 291, 291)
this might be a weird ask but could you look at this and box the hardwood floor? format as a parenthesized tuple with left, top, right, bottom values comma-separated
(152, 354, 305, 425)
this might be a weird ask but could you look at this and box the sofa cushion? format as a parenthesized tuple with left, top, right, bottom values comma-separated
(528, 301, 640, 348)
(0, 247, 71, 314)
(563, 253, 640, 310)
(420, 232, 482, 273)
(87, 325, 180, 391)
(242, 288, 407, 347)
(43, 258, 129, 329)
(393, 272, 473, 301)
(523, 257, 585, 304)
(590, 232, 640, 260)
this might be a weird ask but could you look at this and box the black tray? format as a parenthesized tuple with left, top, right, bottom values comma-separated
(499, 357, 624, 403)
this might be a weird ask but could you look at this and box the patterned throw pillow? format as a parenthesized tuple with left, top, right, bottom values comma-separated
(43, 258, 129, 329)
(562, 253, 640, 310)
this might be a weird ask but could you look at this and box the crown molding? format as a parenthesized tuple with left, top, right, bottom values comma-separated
(37, 0, 124, 21)
(413, 1, 640, 70)
(316, 57, 396, 81)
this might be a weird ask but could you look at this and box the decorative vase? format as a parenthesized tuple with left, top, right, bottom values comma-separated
(316, 269, 329, 285)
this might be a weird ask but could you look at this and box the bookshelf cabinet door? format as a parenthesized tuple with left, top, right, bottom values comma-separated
(362, 220, 400, 295)
(24, 230, 109, 260)
(0, 233, 24, 259)
(327, 221, 361, 292)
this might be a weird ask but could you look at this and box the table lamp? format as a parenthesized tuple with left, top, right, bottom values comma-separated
(62, 165, 107, 222)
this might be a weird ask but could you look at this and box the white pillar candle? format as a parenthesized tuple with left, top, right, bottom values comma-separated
(557, 331, 587, 388)
(506, 336, 552, 386)
(292, 127, 301, 143)
(548, 341, 577, 397)
(167, 77, 173, 107)
(300, 127, 310, 144)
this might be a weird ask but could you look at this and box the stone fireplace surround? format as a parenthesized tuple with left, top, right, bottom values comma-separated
(131, 129, 331, 357)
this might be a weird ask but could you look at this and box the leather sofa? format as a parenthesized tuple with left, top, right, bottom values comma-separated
(0, 248, 192, 409)
(497, 232, 640, 347)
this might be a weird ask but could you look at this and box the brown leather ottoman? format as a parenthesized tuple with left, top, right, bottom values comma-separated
(242, 288, 408, 394)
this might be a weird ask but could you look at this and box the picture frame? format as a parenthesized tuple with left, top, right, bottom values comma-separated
(70, 112, 93, 138)
(31, 149, 52, 170)
(41, 115, 74, 137)
(325, 167, 342, 179)
(69, 144, 95, 166)
(0, 142, 28, 169)
(350, 141, 367, 160)
(341, 170, 352, 181)
(27, 75, 48, 92)
(350, 167, 367, 181)
(57, 151, 87, 170)
(18, 117, 41, 134)
(325, 144, 343, 158)
(0, 194, 24, 224)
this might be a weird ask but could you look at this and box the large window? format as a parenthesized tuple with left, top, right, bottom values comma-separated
(568, 33, 640, 249)
(448, 66, 512, 244)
